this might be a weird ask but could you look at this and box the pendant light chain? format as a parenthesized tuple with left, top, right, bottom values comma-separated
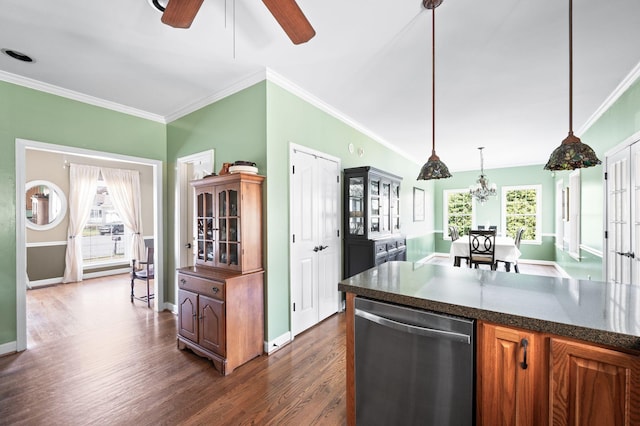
(544, 0, 601, 170)
(417, 0, 451, 180)
(569, 0, 573, 134)
(432, 7, 436, 155)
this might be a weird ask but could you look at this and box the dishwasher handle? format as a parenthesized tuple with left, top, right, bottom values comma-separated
(355, 308, 471, 344)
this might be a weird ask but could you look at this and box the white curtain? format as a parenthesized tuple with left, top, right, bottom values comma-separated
(63, 164, 100, 283)
(100, 167, 146, 264)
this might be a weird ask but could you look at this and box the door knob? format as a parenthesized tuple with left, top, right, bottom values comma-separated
(319, 245, 329, 251)
(185, 243, 192, 249)
(313, 246, 320, 252)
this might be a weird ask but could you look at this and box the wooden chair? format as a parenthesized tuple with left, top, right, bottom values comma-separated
(496, 226, 526, 273)
(512, 227, 526, 273)
(468, 229, 497, 270)
(449, 225, 470, 265)
(448, 225, 460, 241)
(131, 245, 154, 308)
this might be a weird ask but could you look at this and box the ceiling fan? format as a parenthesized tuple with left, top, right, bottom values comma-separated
(157, 0, 316, 45)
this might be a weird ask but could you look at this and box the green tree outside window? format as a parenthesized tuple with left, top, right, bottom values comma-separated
(504, 188, 537, 240)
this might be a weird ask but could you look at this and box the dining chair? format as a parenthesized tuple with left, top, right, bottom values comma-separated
(448, 225, 460, 241)
(489, 225, 497, 231)
(477, 225, 485, 230)
(496, 226, 525, 273)
(512, 227, 526, 273)
(131, 243, 154, 308)
(468, 229, 497, 270)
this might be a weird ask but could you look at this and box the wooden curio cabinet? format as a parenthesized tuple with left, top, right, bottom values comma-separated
(193, 173, 263, 273)
(343, 166, 405, 278)
(178, 172, 264, 375)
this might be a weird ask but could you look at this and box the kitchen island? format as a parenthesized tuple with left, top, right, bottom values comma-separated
(339, 261, 640, 425)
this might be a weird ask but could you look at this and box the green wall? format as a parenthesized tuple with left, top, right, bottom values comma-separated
(4, 72, 639, 349)
(264, 81, 433, 341)
(0, 81, 166, 346)
(551, 79, 640, 276)
(165, 82, 268, 307)
(433, 164, 556, 260)
(165, 81, 435, 342)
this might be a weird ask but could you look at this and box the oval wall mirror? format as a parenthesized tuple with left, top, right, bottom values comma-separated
(25, 180, 68, 231)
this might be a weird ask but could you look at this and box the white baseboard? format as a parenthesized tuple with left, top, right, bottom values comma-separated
(164, 303, 177, 314)
(83, 267, 130, 279)
(29, 277, 63, 288)
(0, 340, 17, 357)
(28, 267, 131, 288)
(264, 331, 292, 354)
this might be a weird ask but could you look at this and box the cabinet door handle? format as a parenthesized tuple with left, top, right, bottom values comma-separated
(520, 338, 529, 370)
(180, 278, 186, 284)
(212, 287, 219, 294)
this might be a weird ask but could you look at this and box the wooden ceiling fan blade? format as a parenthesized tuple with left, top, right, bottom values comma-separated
(161, 0, 205, 29)
(262, 0, 316, 45)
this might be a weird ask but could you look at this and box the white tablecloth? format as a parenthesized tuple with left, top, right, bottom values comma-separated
(450, 236, 521, 263)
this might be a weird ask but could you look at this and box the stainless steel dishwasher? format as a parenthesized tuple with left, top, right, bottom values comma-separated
(355, 297, 475, 425)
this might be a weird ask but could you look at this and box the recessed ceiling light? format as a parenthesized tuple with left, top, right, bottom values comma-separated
(1, 48, 34, 63)
(148, 0, 169, 12)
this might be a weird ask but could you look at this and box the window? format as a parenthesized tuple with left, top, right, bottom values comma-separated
(82, 179, 130, 265)
(444, 189, 474, 239)
(502, 185, 541, 243)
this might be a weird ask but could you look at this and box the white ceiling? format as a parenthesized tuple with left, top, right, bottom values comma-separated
(2, 0, 640, 172)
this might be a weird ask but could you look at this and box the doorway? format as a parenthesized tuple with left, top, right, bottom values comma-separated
(289, 144, 341, 336)
(15, 138, 164, 351)
(174, 150, 215, 306)
(605, 138, 640, 285)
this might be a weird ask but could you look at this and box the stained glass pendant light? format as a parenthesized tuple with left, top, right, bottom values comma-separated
(417, 0, 452, 180)
(544, 0, 601, 171)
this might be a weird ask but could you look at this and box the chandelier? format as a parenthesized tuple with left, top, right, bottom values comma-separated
(469, 147, 496, 204)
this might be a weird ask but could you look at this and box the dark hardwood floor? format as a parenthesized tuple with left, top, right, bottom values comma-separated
(1, 275, 347, 425)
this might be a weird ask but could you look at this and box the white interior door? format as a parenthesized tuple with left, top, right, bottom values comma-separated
(176, 151, 214, 305)
(290, 145, 340, 336)
(606, 146, 632, 284)
(317, 155, 340, 322)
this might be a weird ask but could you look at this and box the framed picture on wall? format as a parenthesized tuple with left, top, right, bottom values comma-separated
(413, 187, 425, 222)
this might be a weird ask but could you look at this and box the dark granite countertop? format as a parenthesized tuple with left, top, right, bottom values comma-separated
(338, 261, 640, 352)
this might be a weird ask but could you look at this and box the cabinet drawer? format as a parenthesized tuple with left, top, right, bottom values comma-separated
(178, 274, 225, 300)
(387, 240, 398, 250)
(375, 242, 387, 254)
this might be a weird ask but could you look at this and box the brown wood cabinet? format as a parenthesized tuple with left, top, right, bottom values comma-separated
(192, 173, 263, 273)
(550, 337, 640, 426)
(177, 172, 264, 375)
(177, 268, 263, 375)
(479, 321, 640, 426)
(477, 322, 548, 426)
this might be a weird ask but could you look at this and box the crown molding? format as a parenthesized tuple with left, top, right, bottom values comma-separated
(0, 70, 165, 123)
(578, 60, 640, 135)
(164, 70, 267, 123)
(265, 68, 420, 165)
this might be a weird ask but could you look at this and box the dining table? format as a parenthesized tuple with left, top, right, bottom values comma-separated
(450, 235, 521, 271)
